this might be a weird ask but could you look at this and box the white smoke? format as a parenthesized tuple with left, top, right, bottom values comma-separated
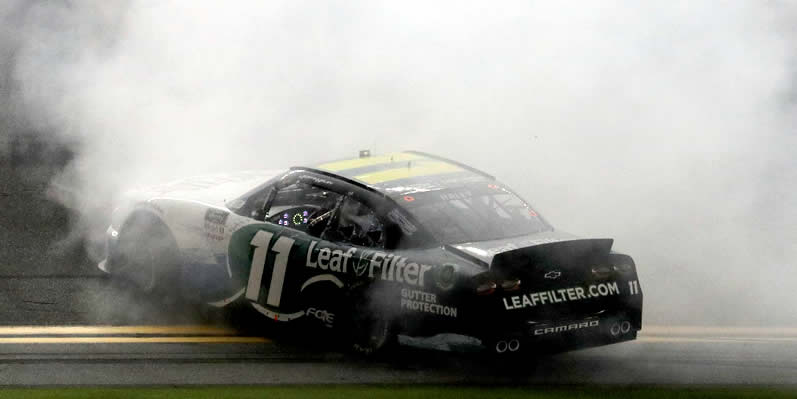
(5, 1, 797, 325)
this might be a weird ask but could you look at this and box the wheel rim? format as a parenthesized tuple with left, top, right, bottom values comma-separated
(350, 308, 391, 353)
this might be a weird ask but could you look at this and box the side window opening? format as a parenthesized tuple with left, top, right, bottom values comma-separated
(247, 186, 274, 221)
(401, 186, 551, 244)
(321, 196, 385, 248)
(265, 182, 342, 236)
(228, 184, 275, 220)
(264, 181, 386, 249)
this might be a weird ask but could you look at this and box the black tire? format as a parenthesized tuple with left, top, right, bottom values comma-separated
(114, 213, 180, 296)
(345, 289, 398, 356)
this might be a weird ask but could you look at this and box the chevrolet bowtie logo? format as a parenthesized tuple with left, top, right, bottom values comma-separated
(544, 270, 561, 280)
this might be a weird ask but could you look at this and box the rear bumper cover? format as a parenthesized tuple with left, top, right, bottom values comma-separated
(479, 309, 641, 354)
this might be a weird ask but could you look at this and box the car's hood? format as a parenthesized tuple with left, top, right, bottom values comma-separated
(448, 230, 582, 266)
(130, 170, 283, 208)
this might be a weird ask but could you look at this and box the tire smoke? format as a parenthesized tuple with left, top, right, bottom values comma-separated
(3, 1, 796, 326)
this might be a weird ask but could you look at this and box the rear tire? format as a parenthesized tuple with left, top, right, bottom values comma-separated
(345, 290, 397, 356)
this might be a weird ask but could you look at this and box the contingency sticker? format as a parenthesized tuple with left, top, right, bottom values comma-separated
(400, 288, 457, 318)
(503, 282, 621, 310)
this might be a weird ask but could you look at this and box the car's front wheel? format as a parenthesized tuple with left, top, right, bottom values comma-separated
(114, 213, 180, 296)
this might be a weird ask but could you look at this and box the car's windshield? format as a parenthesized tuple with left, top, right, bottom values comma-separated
(399, 183, 551, 244)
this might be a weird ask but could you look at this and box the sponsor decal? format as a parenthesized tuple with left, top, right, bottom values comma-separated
(544, 270, 561, 280)
(503, 282, 621, 310)
(400, 288, 457, 318)
(305, 241, 356, 273)
(353, 255, 370, 277)
(305, 241, 432, 287)
(533, 319, 599, 336)
(368, 251, 433, 287)
(204, 208, 229, 242)
(306, 307, 335, 326)
(228, 224, 442, 322)
(205, 208, 229, 224)
(298, 175, 335, 187)
(628, 280, 641, 295)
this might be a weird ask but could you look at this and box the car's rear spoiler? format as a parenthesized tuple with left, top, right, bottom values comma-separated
(491, 238, 614, 277)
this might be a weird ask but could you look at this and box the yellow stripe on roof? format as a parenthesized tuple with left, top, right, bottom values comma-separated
(317, 152, 423, 172)
(355, 161, 462, 184)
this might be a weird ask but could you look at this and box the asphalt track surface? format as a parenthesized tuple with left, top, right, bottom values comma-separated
(0, 276, 796, 386)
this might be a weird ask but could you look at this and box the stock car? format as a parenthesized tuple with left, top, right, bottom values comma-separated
(99, 151, 643, 354)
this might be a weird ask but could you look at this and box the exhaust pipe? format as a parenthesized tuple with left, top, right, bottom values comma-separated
(508, 339, 520, 352)
(620, 321, 631, 334)
(495, 340, 508, 353)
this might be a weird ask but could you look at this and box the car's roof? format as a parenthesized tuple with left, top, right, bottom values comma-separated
(311, 151, 494, 197)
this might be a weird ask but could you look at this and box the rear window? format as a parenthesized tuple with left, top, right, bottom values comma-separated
(398, 184, 551, 244)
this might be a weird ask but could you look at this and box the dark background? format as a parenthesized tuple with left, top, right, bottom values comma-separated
(0, 134, 91, 277)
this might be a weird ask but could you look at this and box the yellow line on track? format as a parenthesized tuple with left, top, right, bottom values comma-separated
(0, 336, 270, 344)
(0, 325, 239, 336)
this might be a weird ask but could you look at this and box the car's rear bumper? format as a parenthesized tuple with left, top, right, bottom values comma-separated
(399, 297, 642, 355)
(480, 310, 640, 354)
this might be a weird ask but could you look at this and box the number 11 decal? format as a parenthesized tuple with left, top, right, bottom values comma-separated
(628, 280, 640, 295)
(245, 230, 295, 308)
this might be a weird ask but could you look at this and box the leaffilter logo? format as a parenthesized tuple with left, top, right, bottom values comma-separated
(353, 253, 370, 277)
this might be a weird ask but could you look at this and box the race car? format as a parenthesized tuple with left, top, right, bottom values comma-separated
(99, 151, 643, 354)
